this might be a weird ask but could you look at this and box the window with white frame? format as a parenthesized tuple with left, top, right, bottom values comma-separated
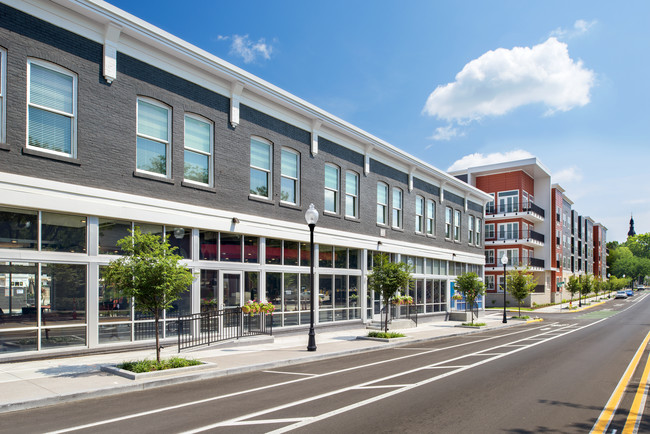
(445, 207, 452, 238)
(281, 148, 299, 204)
(27, 60, 77, 157)
(485, 275, 495, 291)
(426, 199, 435, 236)
(498, 248, 520, 267)
(497, 275, 505, 292)
(487, 193, 495, 213)
(250, 137, 272, 198)
(485, 249, 494, 264)
(498, 190, 519, 213)
(415, 196, 424, 233)
(468, 215, 475, 244)
(324, 164, 339, 213)
(137, 98, 170, 176)
(454, 209, 461, 241)
(476, 218, 482, 245)
(0, 48, 5, 143)
(345, 171, 359, 218)
(392, 188, 403, 229)
(377, 182, 388, 225)
(498, 222, 519, 240)
(184, 114, 212, 185)
(485, 223, 495, 239)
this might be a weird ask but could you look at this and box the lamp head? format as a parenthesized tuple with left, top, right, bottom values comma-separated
(305, 203, 319, 225)
(500, 254, 508, 266)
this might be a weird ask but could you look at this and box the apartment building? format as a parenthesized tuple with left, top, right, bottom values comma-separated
(451, 158, 607, 306)
(0, 0, 490, 359)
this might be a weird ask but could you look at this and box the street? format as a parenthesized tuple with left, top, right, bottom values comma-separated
(2, 294, 649, 433)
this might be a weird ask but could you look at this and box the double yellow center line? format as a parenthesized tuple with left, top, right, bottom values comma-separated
(591, 331, 650, 433)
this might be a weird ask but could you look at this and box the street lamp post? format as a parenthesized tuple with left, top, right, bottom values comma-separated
(501, 254, 508, 324)
(305, 203, 319, 352)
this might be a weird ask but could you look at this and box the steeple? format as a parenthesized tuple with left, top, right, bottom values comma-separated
(628, 214, 636, 238)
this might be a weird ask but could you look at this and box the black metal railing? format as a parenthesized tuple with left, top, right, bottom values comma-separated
(486, 202, 545, 218)
(380, 303, 418, 329)
(177, 307, 272, 352)
(491, 230, 545, 243)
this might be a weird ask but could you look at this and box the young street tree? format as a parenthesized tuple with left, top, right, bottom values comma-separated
(103, 228, 195, 362)
(565, 275, 581, 307)
(454, 272, 486, 325)
(580, 274, 593, 305)
(367, 253, 412, 333)
(506, 268, 538, 317)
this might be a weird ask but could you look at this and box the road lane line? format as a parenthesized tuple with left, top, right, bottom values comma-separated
(622, 340, 650, 433)
(262, 370, 317, 377)
(591, 330, 650, 434)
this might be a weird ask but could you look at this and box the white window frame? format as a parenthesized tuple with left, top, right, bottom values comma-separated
(345, 170, 359, 218)
(498, 190, 519, 213)
(249, 136, 272, 199)
(498, 222, 519, 240)
(485, 275, 495, 291)
(324, 163, 339, 214)
(27, 59, 77, 158)
(454, 209, 461, 241)
(426, 199, 435, 236)
(392, 187, 403, 229)
(476, 218, 482, 246)
(485, 223, 495, 239)
(136, 97, 171, 177)
(377, 182, 388, 225)
(415, 195, 424, 233)
(0, 48, 5, 144)
(280, 148, 300, 205)
(485, 249, 494, 264)
(183, 113, 213, 186)
(468, 215, 475, 245)
(498, 248, 520, 267)
(445, 207, 453, 239)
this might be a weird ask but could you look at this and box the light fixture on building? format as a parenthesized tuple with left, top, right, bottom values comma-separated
(304, 203, 319, 352)
(232, 217, 240, 224)
(173, 227, 185, 239)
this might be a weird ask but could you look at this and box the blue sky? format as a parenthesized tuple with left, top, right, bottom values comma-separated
(108, 0, 649, 242)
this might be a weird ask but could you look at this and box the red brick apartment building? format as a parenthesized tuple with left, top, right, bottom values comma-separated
(451, 157, 607, 307)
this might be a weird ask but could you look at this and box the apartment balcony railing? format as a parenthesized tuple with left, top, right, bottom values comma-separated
(487, 257, 545, 269)
(486, 202, 545, 218)
(487, 230, 545, 244)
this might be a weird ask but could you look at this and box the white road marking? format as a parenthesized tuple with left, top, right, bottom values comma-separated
(262, 370, 317, 377)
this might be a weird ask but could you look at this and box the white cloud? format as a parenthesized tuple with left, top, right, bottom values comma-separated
(553, 166, 584, 184)
(429, 125, 462, 141)
(422, 37, 595, 123)
(218, 34, 274, 63)
(550, 19, 597, 39)
(447, 150, 534, 172)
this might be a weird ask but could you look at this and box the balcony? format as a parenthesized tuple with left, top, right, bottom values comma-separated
(485, 230, 545, 247)
(486, 202, 545, 223)
(486, 257, 545, 271)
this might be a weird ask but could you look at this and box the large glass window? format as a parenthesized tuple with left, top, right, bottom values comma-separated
(167, 227, 191, 259)
(184, 114, 212, 185)
(99, 266, 130, 322)
(200, 270, 219, 310)
(0, 207, 37, 250)
(0, 262, 37, 327)
(426, 200, 436, 236)
(281, 149, 299, 205)
(27, 60, 76, 157)
(377, 182, 388, 225)
(41, 212, 87, 253)
(220, 234, 242, 262)
(392, 188, 403, 229)
(498, 190, 519, 213)
(250, 137, 272, 198)
(266, 238, 282, 265)
(345, 171, 359, 218)
(324, 164, 339, 213)
(199, 230, 218, 260)
(98, 219, 131, 255)
(136, 98, 170, 176)
(244, 237, 259, 263)
(415, 196, 424, 233)
(41, 263, 86, 326)
(319, 244, 333, 268)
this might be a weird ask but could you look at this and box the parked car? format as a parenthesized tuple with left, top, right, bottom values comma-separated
(615, 291, 628, 299)
(636, 285, 645, 291)
(626, 289, 635, 297)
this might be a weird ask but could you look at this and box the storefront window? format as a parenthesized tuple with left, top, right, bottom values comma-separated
(220, 234, 241, 262)
(41, 212, 87, 253)
(98, 219, 131, 255)
(199, 230, 218, 260)
(266, 239, 282, 265)
(167, 227, 191, 259)
(41, 263, 86, 324)
(0, 207, 37, 249)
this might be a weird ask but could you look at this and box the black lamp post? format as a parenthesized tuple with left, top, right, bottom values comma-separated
(305, 203, 319, 352)
(501, 253, 508, 323)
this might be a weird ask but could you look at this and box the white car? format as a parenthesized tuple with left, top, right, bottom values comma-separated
(615, 291, 628, 299)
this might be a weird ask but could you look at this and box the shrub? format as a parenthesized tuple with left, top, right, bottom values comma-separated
(461, 322, 486, 327)
(118, 357, 201, 373)
(367, 331, 405, 339)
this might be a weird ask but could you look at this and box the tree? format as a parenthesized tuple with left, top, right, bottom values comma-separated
(454, 272, 486, 324)
(506, 268, 537, 317)
(367, 254, 412, 333)
(565, 275, 581, 307)
(103, 228, 195, 362)
(593, 277, 603, 299)
(580, 274, 593, 305)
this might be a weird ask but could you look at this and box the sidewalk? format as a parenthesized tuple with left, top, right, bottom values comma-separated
(0, 312, 540, 414)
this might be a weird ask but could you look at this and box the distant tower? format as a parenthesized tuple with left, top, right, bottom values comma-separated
(628, 214, 636, 238)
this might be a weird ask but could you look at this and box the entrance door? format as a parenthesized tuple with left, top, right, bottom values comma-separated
(221, 272, 243, 309)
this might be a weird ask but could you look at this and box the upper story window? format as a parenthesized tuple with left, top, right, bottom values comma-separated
(498, 222, 519, 240)
(324, 164, 339, 213)
(454, 210, 461, 241)
(27, 60, 77, 157)
(426, 199, 435, 236)
(345, 171, 359, 218)
(468, 215, 475, 244)
(184, 114, 213, 186)
(250, 137, 272, 198)
(486, 193, 495, 214)
(392, 188, 403, 229)
(137, 98, 170, 176)
(475, 218, 482, 246)
(485, 249, 494, 264)
(498, 190, 519, 213)
(377, 182, 388, 225)
(415, 196, 424, 233)
(485, 223, 495, 239)
(281, 148, 299, 205)
(0, 49, 5, 143)
(445, 207, 452, 239)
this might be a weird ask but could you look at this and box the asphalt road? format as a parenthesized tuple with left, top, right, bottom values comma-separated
(2, 293, 650, 433)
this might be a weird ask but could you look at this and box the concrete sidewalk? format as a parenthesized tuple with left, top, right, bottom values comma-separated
(0, 312, 538, 414)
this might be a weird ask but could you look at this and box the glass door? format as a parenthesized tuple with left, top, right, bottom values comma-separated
(221, 272, 242, 309)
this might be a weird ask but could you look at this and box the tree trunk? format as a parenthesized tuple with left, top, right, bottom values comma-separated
(155, 310, 161, 363)
(518, 302, 521, 317)
(384, 300, 389, 333)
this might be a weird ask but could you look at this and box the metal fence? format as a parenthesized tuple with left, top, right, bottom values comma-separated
(177, 307, 272, 352)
